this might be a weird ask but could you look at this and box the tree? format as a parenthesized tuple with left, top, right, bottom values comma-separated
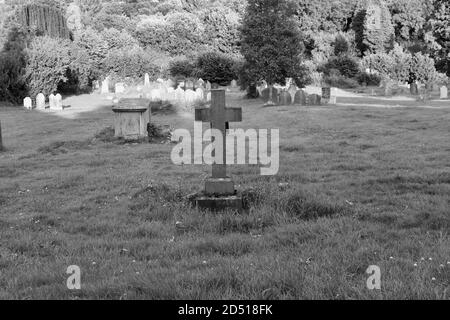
(429, 0, 450, 76)
(240, 0, 309, 104)
(353, 0, 394, 55)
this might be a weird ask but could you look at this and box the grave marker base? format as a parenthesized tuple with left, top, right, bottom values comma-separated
(205, 177, 235, 196)
(191, 194, 243, 213)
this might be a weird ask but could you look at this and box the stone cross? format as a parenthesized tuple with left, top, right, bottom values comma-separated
(195, 90, 242, 195)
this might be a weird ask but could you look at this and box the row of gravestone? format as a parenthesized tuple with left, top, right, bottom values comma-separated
(261, 87, 334, 106)
(23, 93, 63, 110)
(142, 85, 210, 107)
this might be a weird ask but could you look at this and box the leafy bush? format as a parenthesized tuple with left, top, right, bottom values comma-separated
(0, 50, 27, 103)
(320, 55, 360, 78)
(357, 71, 381, 86)
(168, 58, 196, 78)
(103, 46, 160, 81)
(195, 51, 238, 85)
(73, 27, 108, 78)
(333, 34, 350, 56)
(24, 36, 74, 97)
(324, 69, 359, 88)
(101, 28, 138, 51)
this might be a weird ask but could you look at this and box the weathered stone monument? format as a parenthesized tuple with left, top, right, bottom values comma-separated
(261, 87, 279, 105)
(23, 97, 32, 110)
(36, 93, 45, 110)
(309, 94, 321, 105)
(49, 94, 56, 109)
(112, 98, 151, 140)
(55, 94, 63, 110)
(322, 87, 331, 103)
(144, 73, 150, 87)
(294, 89, 307, 105)
(279, 91, 292, 105)
(440, 86, 448, 99)
(193, 89, 243, 211)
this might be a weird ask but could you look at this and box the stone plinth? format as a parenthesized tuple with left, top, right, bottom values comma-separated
(112, 98, 150, 140)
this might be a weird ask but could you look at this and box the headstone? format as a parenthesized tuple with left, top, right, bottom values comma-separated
(49, 94, 56, 109)
(175, 87, 185, 104)
(440, 86, 448, 99)
(185, 89, 197, 106)
(144, 73, 150, 87)
(36, 93, 45, 110)
(167, 87, 175, 102)
(115, 83, 125, 94)
(185, 79, 194, 90)
(322, 87, 331, 100)
(279, 91, 292, 105)
(93, 80, 100, 92)
(206, 92, 211, 102)
(196, 88, 205, 101)
(410, 83, 419, 95)
(309, 94, 321, 105)
(294, 90, 307, 105)
(205, 81, 212, 91)
(159, 85, 168, 101)
(230, 80, 238, 88)
(261, 87, 279, 104)
(288, 85, 298, 102)
(329, 96, 337, 105)
(101, 78, 109, 94)
(23, 97, 32, 110)
(55, 94, 63, 110)
(193, 89, 243, 211)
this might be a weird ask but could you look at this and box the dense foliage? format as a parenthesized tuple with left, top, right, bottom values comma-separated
(0, 0, 449, 102)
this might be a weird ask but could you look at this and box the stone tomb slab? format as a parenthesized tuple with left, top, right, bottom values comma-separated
(112, 98, 151, 140)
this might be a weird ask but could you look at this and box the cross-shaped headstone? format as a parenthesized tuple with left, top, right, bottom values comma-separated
(195, 90, 242, 194)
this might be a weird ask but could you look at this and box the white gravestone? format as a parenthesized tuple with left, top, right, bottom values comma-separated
(166, 87, 175, 102)
(55, 94, 63, 110)
(36, 93, 45, 109)
(440, 86, 448, 99)
(49, 94, 56, 109)
(24, 97, 32, 110)
(144, 73, 150, 87)
(101, 78, 109, 94)
(185, 89, 197, 106)
(175, 87, 185, 104)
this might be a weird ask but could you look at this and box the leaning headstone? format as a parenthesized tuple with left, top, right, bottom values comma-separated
(115, 83, 125, 94)
(309, 94, 321, 105)
(54, 94, 63, 110)
(294, 90, 307, 105)
(36, 93, 45, 110)
(23, 97, 32, 110)
(144, 73, 150, 87)
(261, 87, 279, 104)
(49, 94, 56, 109)
(279, 91, 292, 105)
(101, 78, 109, 94)
(440, 86, 448, 99)
(193, 89, 243, 211)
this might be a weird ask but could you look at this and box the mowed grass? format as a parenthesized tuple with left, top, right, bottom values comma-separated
(0, 92, 449, 300)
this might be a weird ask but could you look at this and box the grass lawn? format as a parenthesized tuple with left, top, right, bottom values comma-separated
(0, 91, 449, 300)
